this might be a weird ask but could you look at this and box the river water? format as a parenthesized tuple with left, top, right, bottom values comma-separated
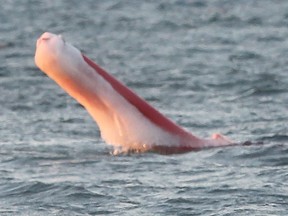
(0, 0, 288, 215)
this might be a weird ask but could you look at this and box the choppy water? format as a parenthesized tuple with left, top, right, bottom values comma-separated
(1, 0, 288, 215)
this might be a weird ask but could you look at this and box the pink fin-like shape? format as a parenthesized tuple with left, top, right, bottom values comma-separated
(34, 32, 235, 153)
(82, 54, 194, 140)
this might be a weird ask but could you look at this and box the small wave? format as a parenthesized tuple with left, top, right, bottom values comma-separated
(259, 134, 288, 143)
(0, 181, 54, 198)
(236, 143, 288, 167)
(149, 20, 193, 32)
(208, 14, 242, 26)
(229, 51, 263, 62)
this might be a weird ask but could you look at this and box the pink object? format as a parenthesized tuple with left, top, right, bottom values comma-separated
(35, 32, 234, 154)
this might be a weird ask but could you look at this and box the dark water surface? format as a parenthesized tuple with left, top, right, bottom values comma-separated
(1, 0, 288, 215)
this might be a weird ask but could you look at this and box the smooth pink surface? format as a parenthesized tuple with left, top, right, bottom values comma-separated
(82, 54, 195, 140)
